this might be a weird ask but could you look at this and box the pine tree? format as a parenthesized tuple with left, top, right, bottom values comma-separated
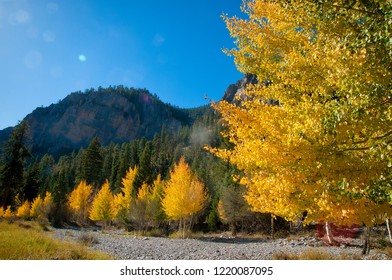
(0, 120, 31, 208)
(82, 136, 103, 188)
(23, 161, 40, 201)
(38, 154, 55, 196)
(133, 142, 153, 195)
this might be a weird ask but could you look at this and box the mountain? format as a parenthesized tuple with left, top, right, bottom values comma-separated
(0, 86, 207, 157)
(0, 76, 253, 158)
(222, 74, 257, 104)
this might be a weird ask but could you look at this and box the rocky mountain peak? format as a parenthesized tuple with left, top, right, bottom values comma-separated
(222, 74, 258, 104)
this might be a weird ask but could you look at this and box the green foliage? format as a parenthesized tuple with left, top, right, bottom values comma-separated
(0, 120, 31, 208)
(133, 141, 153, 195)
(78, 136, 104, 188)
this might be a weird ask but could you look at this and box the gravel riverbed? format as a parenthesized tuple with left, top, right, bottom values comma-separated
(50, 228, 390, 260)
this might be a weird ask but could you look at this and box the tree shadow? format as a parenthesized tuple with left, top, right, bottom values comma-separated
(196, 236, 268, 244)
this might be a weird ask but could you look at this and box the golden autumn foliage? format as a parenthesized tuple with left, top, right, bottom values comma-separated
(16, 200, 31, 219)
(3, 206, 14, 219)
(89, 180, 115, 227)
(130, 176, 165, 232)
(162, 157, 208, 238)
(121, 166, 138, 199)
(30, 196, 43, 218)
(30, 192, 54, 220)
(113, 166, 138, 223)
(209, 0, 392, 226)
(68, 180, 93, 224)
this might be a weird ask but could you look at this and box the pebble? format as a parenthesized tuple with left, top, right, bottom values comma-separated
(50, 228, 389, 260)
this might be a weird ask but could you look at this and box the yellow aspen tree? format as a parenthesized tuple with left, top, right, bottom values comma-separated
(0, 207, 4, 217)
(30, 192, 53, 220)
(121, 166, 138, 199)
(42, 192, 53, 217)
(150, 174, 165, 224)
(113, 166, 138, 223)
(16, 200, 31, 219)
(68, 180, 93, 225)
(130, 182, 152, 233)
(162, 157, 208, 238)
(209, 0, 392, 232)
(3, 206, 14, 219)
(30, 196, 44, 218)
(89, 180, 115, 229)
(131, 176, 165, 233)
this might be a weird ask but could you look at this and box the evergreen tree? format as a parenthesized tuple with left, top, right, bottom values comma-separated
(114, 143, 131, 191)
(23, 161, 40, 201)
(0, 120, 31, 208)
(38, 154, 55, 196)
(133, 141, 153, 195)
(109, 145, 120, 191)
(82, 136, 103, 187)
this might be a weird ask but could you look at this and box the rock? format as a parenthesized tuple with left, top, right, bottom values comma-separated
(50, 228, 387, 260)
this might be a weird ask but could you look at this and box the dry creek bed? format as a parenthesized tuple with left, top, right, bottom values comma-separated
(50, 228, 390, 260)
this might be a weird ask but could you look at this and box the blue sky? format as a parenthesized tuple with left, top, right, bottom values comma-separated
(0, 0, 244, 129)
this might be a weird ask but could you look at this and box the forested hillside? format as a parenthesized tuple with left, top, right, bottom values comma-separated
(0, 86, 207, 157)
(0, 76, 272, 234)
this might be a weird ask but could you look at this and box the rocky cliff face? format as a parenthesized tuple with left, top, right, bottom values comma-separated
(0, 76, 253, 157)
(1, 87, 199, 156)
(222, 74, 258, 104)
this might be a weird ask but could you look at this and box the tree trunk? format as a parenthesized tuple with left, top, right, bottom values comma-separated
(325, 221, 337, 245)
(325, 221, 332, 244)
(271, 214, 275, 239)
(386, 219, 392, 244)
(362, 227, 372, 255)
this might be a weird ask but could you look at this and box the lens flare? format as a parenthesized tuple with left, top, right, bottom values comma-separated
(78, 54, 87, 62)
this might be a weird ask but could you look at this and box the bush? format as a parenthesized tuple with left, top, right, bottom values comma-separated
(78, 232, 99, 247)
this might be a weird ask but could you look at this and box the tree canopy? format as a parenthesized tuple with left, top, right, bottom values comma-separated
(209, 0, 392, 226)
(162, 157, 208, 237)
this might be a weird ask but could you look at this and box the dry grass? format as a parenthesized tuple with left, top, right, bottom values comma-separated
(0, 220, 112, 260)
(272, 248, 362, 260)
(385, 247, 392, 258)
(77, 232, 99, 246)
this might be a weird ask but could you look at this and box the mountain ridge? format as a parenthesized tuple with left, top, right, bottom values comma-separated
(0, 76, 249, 157)
(0, 86, 209, 157)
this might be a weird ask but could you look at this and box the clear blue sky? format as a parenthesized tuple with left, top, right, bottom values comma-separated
(0, 0, 244, 129)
